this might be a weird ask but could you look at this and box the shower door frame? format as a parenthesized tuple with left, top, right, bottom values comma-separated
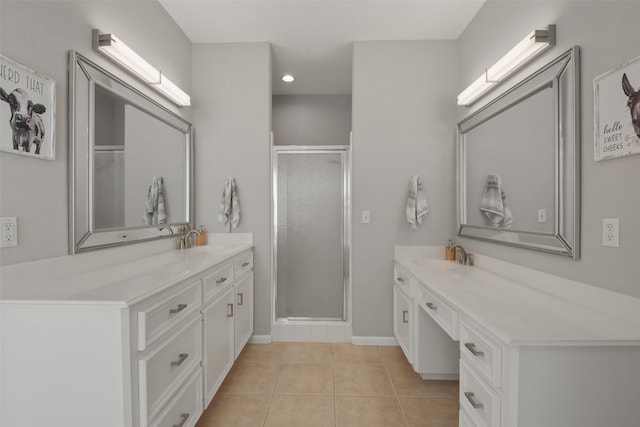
(271, 145, 351, 322)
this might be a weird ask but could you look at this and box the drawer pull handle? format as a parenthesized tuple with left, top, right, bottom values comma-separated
(216, 277, 228, 285)
(464, 392, 484, 409)
(402, 310, 409, 323)
(396, 277, 405, 283)
(241, 262, 250, 268)
(464, 342, 485, 357)
(237, 292, 244, 306)
(170, 353, 189, 367)
(227, 303, 234, 317)
(172, 413, 190, 427)
(169, 304, 187, 314)
(425, 302, 438, 311)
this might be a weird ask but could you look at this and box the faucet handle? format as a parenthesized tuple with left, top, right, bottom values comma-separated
(465, 253, 474, 266)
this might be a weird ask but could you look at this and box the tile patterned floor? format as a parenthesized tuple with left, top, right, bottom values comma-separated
(195, 343, 459, 427)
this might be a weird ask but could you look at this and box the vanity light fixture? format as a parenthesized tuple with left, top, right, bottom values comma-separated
(282, 74, 295, 83)
(457, 25, 556, 106)
(92, 30, 191, 107)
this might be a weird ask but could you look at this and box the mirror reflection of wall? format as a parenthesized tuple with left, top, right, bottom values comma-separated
(92, 86, 187, 230)
(94, 86, 125, 229)
(465, 85, 555, 233)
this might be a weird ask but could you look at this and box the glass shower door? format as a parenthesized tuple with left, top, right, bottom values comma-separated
(274, 148, 348, 321)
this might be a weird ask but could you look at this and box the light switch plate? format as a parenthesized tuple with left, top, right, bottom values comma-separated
(537, 209, 546, 223)
(361, 210, 371, 224)
(602, 218, 619, 248)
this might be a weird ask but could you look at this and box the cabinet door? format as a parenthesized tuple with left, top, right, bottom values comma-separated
(203, 286, 235, 406)
(393, 285, 413, 364)
(234, 272, 254, 359)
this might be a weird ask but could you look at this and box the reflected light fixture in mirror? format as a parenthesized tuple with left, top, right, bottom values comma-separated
(457, 25, 556, 106)
(92, 29, 191, 107)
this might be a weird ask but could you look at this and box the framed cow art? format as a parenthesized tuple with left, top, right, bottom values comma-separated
(0, 55, 56, 160)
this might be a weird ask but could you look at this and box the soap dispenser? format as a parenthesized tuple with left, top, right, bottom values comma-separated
(446, 240, 455, 260)
(196, 225, 207, 246)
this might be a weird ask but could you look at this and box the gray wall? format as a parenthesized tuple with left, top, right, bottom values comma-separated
(457, 0, 640, 298)
(352, 41, 458, 337)
(191, 43, 272, 336)
(272, 95, 352, 146)
(0, 0, 192, 265)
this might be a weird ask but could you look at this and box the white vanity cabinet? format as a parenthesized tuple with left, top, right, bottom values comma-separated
(394, 247, 640, 427)
(202, 249, 254, 406)
(0, 242, 254, 427)
(393, 265, 413, 364)
(393, 263, 459, 377)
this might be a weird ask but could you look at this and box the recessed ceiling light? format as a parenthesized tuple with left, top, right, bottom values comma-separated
(282, 74, 295, 83)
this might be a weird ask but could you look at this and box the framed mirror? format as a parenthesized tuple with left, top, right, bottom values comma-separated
(457, 47, 580, 258)
(69, 51, 193, 253)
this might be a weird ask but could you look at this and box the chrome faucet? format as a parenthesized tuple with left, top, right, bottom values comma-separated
(176, 228, 200, 249)
(184, 229, 201, 248)
(451, 245, 474, 266)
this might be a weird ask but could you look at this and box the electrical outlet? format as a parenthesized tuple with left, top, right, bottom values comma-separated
(361, 210, 371, 224)
(1, 217, 18, 248)
(602, 218, 619, 248)
(537, 209, 546, 223)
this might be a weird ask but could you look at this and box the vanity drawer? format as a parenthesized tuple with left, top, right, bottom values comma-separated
(203, 262, 234, 302)
(393, 264, 413, 296)
(148, 368, 203, 427)
(137, 280, 202, 351)
(460, 360, 501, 427)
(460, 408, 479, 427)
(416, 284, 458, 340)
(234, 251, 253, 278)
(460, 319, 502, 387)
(138, 316, 202, 426)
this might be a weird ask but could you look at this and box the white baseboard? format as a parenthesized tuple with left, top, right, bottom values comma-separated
(350, 336, 398, 346)
(420, 373, 459, 380)
(248, 335, 272, 344)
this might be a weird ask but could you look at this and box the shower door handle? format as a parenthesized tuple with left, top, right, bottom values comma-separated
(402, 310, 409, 323)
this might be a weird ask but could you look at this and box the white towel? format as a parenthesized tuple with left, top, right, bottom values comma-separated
(143, 176, 167, 225)
(406, 175, 429, 230)
(218, 177, 240, 232)
(480, 174, 513, 228)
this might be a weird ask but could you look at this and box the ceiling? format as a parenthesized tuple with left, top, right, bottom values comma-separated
(158, 0, 486, 95)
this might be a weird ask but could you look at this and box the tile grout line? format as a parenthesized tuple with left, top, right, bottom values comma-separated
(381, 353, 411, 427)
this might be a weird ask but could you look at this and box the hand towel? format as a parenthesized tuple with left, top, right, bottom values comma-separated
(143, 176, 167, 225)
(406, 175, 429, 230)
(218, 177, 240, 232)
(480, 174, 513, 228)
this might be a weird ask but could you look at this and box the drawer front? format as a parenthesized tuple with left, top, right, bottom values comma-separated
(460, 360, 500, 427)
(393, 264, 413, 297)
(416, 284, 458, 340)
(203, 262, 234, 302)
(137, 281, 202, 351)
(460, 320, 502, 387)
(234, 251, 253, 278)
(460, 409, 478, 427)
(139, 317, 202, 426)
(148, 368, 203, 427)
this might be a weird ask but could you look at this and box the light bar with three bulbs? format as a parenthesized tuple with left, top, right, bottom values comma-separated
(92, 30, 191, 107)
(457, 25, 556, 106)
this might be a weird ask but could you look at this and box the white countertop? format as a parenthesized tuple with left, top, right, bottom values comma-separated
(0, 234, 253, 306)
(394, 246, 640, 346)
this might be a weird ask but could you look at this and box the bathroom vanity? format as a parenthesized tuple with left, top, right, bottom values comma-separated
(0, 236, 253, 427)
(394, 246, 640, 427)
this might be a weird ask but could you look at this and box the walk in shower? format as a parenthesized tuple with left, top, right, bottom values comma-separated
(272, 146, 350, 321)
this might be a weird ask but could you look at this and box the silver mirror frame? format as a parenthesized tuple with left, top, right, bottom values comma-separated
(68, 51, 193, 254)
(457, 47, 580, 259)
